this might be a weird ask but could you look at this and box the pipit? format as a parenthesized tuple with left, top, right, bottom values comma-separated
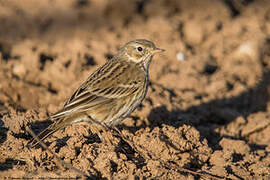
(29, 39, 164, 147)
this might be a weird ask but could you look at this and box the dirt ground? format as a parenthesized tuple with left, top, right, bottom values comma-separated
(0, 0, 270, 179)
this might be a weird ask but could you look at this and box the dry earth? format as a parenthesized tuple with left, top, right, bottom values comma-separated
(0, 0, 270, 179)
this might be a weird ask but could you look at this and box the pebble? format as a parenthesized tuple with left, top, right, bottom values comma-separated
(234, 41, 259, 60)
(176, 52, 185, 61)
(13, 64, 26, 77)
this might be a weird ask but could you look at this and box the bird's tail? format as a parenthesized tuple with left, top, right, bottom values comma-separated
(28, 118, 67, 148)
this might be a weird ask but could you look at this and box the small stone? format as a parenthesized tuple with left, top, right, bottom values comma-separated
(176, 52, 185, 61)
(13, 64, 26, 77)
(233, 41, 259, 61)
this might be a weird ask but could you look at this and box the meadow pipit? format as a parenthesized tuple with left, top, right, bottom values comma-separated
(29, 39, 164, 147)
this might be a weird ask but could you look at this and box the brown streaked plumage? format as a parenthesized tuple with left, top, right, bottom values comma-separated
(29, 39, 164, 147)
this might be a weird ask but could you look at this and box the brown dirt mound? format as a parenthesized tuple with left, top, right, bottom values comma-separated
(1, 0, 270, 179)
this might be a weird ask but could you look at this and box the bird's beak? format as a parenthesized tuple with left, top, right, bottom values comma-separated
(152, 47, 165, 54)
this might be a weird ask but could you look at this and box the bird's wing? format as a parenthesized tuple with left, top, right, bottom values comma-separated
(51, 60, 145, 119)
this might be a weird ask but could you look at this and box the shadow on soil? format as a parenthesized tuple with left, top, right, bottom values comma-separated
(121, 69, 270, 152)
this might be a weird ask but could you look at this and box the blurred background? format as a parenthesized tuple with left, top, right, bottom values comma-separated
(0, 0, 270, 179)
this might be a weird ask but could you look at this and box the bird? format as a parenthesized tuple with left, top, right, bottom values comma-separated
(28, 39, 164, 147)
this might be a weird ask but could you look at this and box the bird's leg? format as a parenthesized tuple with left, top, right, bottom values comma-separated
(108, 126, 152, 158)
(85, 114, 114, 146)
(84, 114, 135, 149)
(108, 126, 125, 139)
(91, 124, 114, 146)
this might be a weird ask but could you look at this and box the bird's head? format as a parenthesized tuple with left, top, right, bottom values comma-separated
(118, 39, 164, 70)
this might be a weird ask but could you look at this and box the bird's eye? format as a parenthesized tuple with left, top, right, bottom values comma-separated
(137, 46, 143, 52)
